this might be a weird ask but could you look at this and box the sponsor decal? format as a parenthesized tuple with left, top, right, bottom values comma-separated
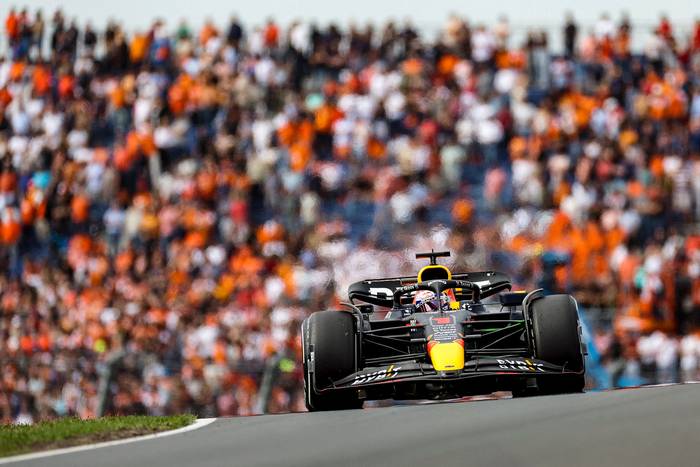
(369, 287, 393, 298)
(429, 315, 459, 342)
(351, 364, 402, 386)
(426, 316, 465, 371)
(496, 359, 546, 372)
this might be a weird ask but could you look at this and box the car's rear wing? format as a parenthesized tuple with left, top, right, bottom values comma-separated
(348, 271, 512, 307)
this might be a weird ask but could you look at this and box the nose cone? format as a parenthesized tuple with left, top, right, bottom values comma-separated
(427, 339, 465, 371)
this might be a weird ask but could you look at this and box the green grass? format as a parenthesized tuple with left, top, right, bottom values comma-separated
(0, 414, 196, 458)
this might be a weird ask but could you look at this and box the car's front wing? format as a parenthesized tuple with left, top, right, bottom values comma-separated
(321, 357, 582, 392)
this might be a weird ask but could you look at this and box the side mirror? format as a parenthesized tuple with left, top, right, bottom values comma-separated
(499, 291, 527, 307)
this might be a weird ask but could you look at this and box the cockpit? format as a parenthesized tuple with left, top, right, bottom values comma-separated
(346, 251, 522, 319)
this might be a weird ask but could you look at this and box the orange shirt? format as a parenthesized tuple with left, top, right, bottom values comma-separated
(437, 54, 458, 76)
(264, 23, 279, 47)
(129, 34, 149, 63)
(32, 66, 51, 96)
(199, 24, 218, 45)
(71, 195, 90, 223)
(9, 61, 25, 81)
(5, 12, 18, 40)
(0, 207, 20, 244)
(314, 105, 341, 133)
(57, 74, 75, 100)
(196, 171, 217, 200)
(367, 138, 386, 159)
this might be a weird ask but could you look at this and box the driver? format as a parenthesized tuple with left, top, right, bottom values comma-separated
(413, 290, 454, 312)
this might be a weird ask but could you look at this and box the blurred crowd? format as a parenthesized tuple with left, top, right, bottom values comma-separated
(2, 6, 700, 423)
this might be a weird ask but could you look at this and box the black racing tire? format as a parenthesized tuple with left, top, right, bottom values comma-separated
(303, 311, 363, 411)
(530, 294, 585, 395)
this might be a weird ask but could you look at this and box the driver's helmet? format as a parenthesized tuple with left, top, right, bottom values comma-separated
(413, 290, 451, 312)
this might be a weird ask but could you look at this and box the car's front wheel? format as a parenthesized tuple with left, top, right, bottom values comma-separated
(303, 310, 363, 411)
(517, 294, 585, 396)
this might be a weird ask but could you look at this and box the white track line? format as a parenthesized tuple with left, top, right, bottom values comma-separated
(0, 417, 217, 465)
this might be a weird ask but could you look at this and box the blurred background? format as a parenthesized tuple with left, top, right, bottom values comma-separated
(0, 1, 699, 423)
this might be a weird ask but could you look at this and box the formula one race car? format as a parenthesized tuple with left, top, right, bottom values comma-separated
(302, 251, 586, 411)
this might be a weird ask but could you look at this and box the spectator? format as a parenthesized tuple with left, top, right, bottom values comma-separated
(563, 13, 578, 58)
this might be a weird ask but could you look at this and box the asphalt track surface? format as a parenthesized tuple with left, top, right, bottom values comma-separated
(9, 383, 700, 467)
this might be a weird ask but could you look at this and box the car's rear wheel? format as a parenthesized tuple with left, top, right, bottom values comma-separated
(303, 310, 363, 411)
(525, 294, 585, 395)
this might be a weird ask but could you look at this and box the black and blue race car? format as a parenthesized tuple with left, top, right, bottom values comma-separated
(302, 251, 586, 411)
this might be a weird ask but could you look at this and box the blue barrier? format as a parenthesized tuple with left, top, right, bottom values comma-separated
(579, 309, 612, 389)
(579, 308, 646, 388)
